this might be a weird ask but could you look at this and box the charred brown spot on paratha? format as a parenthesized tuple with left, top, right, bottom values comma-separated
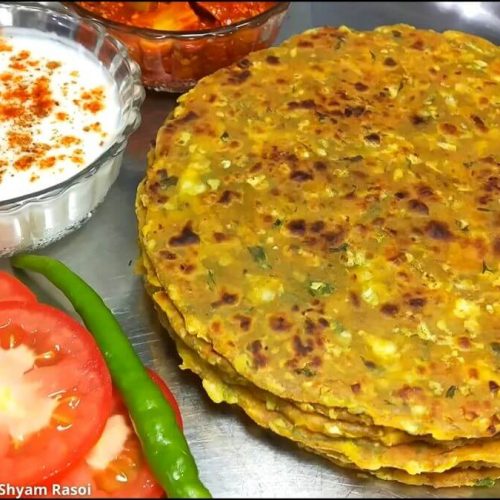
(310, 221, 325, 233)
(408, 297, 426, 309)
(380, 303, 399, 316)
(440, 123, 458, 135)
(425, 220, 454, 241)
(362, 358, 378, 370)
(218, 190, 241, 205)
(411, 38, 425, 50)
(169, 223, 200, 247)
(493, 237, 500, 255)
(459, 337, 471, 350)
(213, 232, 229, 242)
(290, 170, 314, 182)
(227, 69, 251, 84)
(364, 132, 381, 144)
(322, 227, 346, 248)
(354, 82, 368, 91)
(293, 335, 314, 356)
(410, 114, 429, 126)
(297, 40, 313, 48)
(288, 99, 316, 110)
(248, 340, 268, 368)
(489, 381, 499, 394)
(266, 55, 280, 65)
(176, 111, 198, 124)
(351, 383, 362, 394)
(234, 314, 252, 331)
(408, 199, 429, 215)
(396, 385, 423, 402)
(287, 219, 306, 236)
(179, 263, 195, 274)
(160, 250, 177, 260)
(344, 105, 365, 117)
(305, 318, 317, 335)
(250, 162, 262, 173)
(237, 58, 252, 69)
(471, 114, 488, 133)
(417, 184, 435, 199)
(269, 315, 292, 331)
(211, 291, 239, 308)
(305, 317, 329, 335)
(313, 160, 327, 171)
(318, 317, 329, 327)
(350, 291, 361, 307)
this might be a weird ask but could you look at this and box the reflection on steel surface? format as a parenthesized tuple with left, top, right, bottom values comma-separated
(437, 1, 500, 27)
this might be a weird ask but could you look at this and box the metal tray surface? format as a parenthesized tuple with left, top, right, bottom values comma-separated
(1, 2, 500, 498)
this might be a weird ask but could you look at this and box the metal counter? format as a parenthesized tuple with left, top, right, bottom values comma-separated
(2, 2, 500, 498)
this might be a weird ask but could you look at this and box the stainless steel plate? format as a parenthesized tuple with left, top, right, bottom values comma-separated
(1, 2, 499, 497)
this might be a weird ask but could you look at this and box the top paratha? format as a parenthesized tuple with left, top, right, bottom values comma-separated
(138, 24, 500, 440)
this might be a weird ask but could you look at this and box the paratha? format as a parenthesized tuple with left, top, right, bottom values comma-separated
(138, 217, 494, 452)
(137, 23, 500, 487)
(173, 333, 500, 481)
(138, 199, 416, 445)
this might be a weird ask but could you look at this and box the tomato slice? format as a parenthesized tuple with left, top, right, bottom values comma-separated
(0, 271, 37, 303)
(39, 370, 182, 498)
(0, 302, 112, 487)
(146, 368, 183, 429)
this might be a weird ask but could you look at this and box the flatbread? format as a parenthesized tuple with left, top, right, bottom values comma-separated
(138, 24, 500, 441)
(137, 22, 500, 487)
(173, 333, 500, 479)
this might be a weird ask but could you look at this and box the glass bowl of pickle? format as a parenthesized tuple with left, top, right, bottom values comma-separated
(65, 2, 290, 92)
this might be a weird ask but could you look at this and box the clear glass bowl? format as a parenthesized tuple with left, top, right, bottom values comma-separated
(63, 2, 290, 93)
(0, 2, 145, 257)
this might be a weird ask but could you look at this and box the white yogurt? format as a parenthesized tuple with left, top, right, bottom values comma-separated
(0, 28, 121, 202)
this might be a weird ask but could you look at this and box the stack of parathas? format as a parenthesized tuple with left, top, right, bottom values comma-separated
(136, 24, 500, 488)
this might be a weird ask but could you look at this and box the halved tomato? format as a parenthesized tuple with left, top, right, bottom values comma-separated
(0, 271, 37, 303)
(0, 301, 112, 486)
(41, 370, 182, 498)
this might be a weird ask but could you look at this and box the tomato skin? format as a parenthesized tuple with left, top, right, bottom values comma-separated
(0, 271, 37, 303)
(0, 302, 113, 487)
(146, 369, 183, 429)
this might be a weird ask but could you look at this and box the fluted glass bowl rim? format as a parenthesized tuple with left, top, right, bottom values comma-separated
(0, 2, 145, 210)
(64, 1, 290, 39)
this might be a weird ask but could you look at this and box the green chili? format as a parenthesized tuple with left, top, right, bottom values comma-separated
(11, 253, 211, 499)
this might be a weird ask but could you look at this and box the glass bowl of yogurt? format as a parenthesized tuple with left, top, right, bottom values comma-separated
(0, 3, 145, 257)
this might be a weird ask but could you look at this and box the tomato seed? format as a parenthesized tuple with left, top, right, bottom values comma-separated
(0, 324, 27, 349)
(35, 345, 62, 367)
(50, 395, 79, 430)
(94, 467, 129, 492)
(114, 471, 129, 484)
(93, 436, 141, 493)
